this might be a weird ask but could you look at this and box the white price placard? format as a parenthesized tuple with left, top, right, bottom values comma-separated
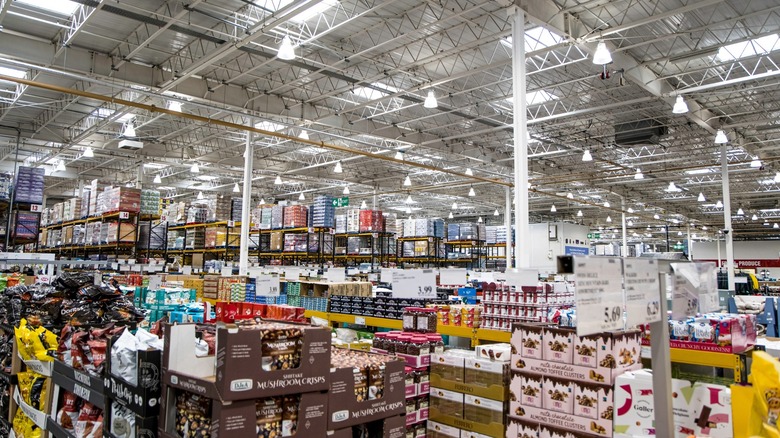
(284, 266, 301, 280)
(573, 256, 625, 336)
(354, 316, 366, 325)
(328, 268, 346, 283)
(439, 268, 467, 286)
(148, 275, 163, 291)
(221, 266, 233, 276)
(182, 266, 192, 275)
(380, 268, 395, 283)
(504, 268, 539, 289)
(671, 262, 718, 319)
(256, 275, 281, 296)
(392, 269, 437, 299)
(623, 259, 661, 327)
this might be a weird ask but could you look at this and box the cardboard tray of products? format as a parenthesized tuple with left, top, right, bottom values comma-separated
(103, 333, 163, 417)
(326, 414, 406, 438)
(163, 322, 331, 400)
(52, 359, 105, 410)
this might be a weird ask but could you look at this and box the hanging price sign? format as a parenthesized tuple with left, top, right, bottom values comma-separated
(573, 256, 625, 336)
(256, 275, 281, 296)
(392, 269, 437, 299)
(671, 262, 718, 320)
(623, 259, 662, 327)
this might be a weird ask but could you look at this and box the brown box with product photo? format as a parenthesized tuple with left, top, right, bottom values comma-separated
(158, 384, 328, 438)
(326, 414, 406, 438)
(327, 349, 406, 429)
(163, 322, 331, 401)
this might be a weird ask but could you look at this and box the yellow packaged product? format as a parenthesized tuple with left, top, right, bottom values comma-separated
(749, 351, 780, 437)
(12, 408, 42, 438)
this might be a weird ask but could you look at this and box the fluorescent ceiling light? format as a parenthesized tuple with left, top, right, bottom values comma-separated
(196, 175, 218, 181)
(289, 0, 337, 22)
(17, 0, 79, 15)
(716, 34, 780, 62)
(255, 120, 286, 132)
(714, 129, 728, 144)
(468, 186, 476, 197)
(750, 157, 762, 168)
(153, 174, 162, 184)
(260, 198, 266, 204)
(525, 90, 558, 106)
(190, 163, 200, 173)
(233, 183, 240, 193)
(333, 161, 343, 173)
(592, 41, 613, 64)
(167, 100, 183, 112)
(278, 35, 296, 60)
(500, 27, 564, 52)
(0, 66, 27, 82)
(582, 150, 593, 162)
(352, 84, 398, 101)
(672, 95, 689, 114)
(343, 186, 350, 195)
(143, 162, 168, 169)
(698, 192, 706, 202)
(424, 91, 438, 109)
(550, 205, 557, 212)
(577, 210, 583, 217)
(686, 168, 713, 175)
(403, 175, 412, 187)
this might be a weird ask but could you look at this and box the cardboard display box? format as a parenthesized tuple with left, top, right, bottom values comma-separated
(327, 414, 406, 438)
(509, 404, 613, 437)
(52, 359, 106, 410)
(428, 419, 461, 438)
(327, 353, 406, 429)
(159, 385, 328, 438)
(104, 402, 157, 438)
(164, 323, 331, 400)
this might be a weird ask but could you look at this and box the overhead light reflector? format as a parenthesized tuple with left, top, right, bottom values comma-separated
(592, 41, 613, 64)
(423, 90, 438, 108)
(278, 35, 296, 60)
(672, 95, 689, 114)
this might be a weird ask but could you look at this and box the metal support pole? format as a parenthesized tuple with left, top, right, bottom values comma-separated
(621, 197, 628, 258)
(239, 119, 254, 276)
(665, 224, 670, 251)
(720, 142, 736, 291)
(136, 165, 143, 189)
(373, 189, 377, 210)
(505, 186, 512, 269)
(511, 7, 530, 269)
(687, 223, 693, 260)
(5, 132, 20, 250)
(650, 272, 675, 437)
(716, 236, 722, 267)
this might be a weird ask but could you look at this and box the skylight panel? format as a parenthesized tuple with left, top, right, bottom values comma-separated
(254, 121, 286, 132)
(17, 0, 79, 15)
(252, 0, 337, 23)
(0, 67, 26, 79)
(716, 34, 780, 62)
(506, 90, 558, 105)
(500, 27, 565, 52)
(92, 108, 134, 123)
(352, 84, 399, 101)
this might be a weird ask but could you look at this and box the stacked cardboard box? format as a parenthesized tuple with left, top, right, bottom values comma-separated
(230, 197, 242, 222)
(507, 323, 642, 437)
(359, 209, 384, 232)
(311, 195, 335, 227)
(13, 211, 40, 240)
(140, 189, 161, 215)
(345, 208, 360, 232)
(0, 172, 11, 200)
(283, 205, 308, 228)
(13, 166, 44, 204)
(160, 323, 331, 438)
(271, 204, 285, 229)
(104, 187, 141, 213)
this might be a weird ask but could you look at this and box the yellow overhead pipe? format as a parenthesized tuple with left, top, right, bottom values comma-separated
(0, 74, 512, 188)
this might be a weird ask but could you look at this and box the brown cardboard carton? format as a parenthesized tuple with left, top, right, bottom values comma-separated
(326, 414, 406, 438)
(163, 323, 330, 400)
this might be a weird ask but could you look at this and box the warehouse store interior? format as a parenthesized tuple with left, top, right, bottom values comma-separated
(0, 0, 779, 438)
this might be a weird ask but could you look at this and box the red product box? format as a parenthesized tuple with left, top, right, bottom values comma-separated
(214, 301, 239, 322)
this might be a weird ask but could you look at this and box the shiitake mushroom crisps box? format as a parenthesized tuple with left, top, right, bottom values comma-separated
(163, 322, 331, 400)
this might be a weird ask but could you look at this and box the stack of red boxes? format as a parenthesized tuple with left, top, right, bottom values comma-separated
(212, 301, 306, 323)
(283, 205, 308, 228)
(106, 187, 141, 213)
(359, 209, 384, 232)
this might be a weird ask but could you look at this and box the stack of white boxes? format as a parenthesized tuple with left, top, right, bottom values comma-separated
(345, 208, 360, 232)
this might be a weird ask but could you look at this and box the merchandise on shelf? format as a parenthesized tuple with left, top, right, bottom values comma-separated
(481, 282, 575, 331)
(230, 196, 242, 222)
(13, 166, 45, 204)
(639, 312, 757, 354)
(0, 172, 11, 200)
(329, 295, 438, 320)
(311, 194, 336, 228)
(359, 209, 384, 232)
(140, 189, 161, 215)
(432, 303, 482, 328)
(283, 205, 308, 228)
(13, 211, 39, 240)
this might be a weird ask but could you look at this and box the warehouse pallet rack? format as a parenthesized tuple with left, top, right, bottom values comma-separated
(332, 231, 396, 267)
(444, 239, 486, 269)
(137, 214, 167, 262)
(38, 211, 138, 258)
(166, 220, 241, 266)
(252, 226, 334, 267)
(3, 200, 42, 252)
(396, 236, 444, 267)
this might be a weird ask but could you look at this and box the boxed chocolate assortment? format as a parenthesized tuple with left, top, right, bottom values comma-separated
(328, 347, 406, 429)
(164, 322, 330, 400)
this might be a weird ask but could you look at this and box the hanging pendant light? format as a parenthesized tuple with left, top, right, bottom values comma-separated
(775, 172, 780, 183)
(395, 150, 403, 160)
(452, 202, 458, 210)
(752, 214, 758, 221)
(606, 216, 612, 223)
(197, 191, 204, 200)
(448, 212, 453, 219)
(405, 206, 412, 214)
(423, 90, 438, 108)
(168, 100, 183, 112)
(494, 209, 499, 216)
(83, 147, 94, 158)
(274, 175, 282, 185)
(716, 200, 723, 208)
(628, 220, 633, 226)
(737, 207, 744, 215)
(550, 205, 557, 213)
(634, 168, 644, 179)
(577, 210, 583, 217)
(465, 168, 473, 176)
(190, 163, 200, 173)
(153, 174, 162, 184)
(343, 186, 350, 195)
(403, 175, 412, 187)
(406, 195, 413, 204)
(468, 186, 476, 197)
(567, 192, 574, 199)
(56, 160, 66, 172)
(299, 192, 305, 201)
(714, 129, 728, 144)
(333, 161, 343, 173)
(122, 122, 136, 138)
(697, 192, 706, 202)
(654, 213, 660, 220)
(233, 183, 240, 193)
(582, 150, 593, 162)
(666, 181, 681, 192)
(299, 130, 309, 140)
(278, 35, 296, 60)
(750, 157, 762, 168)
(627, 207, 634, 213)
(592, 41, 613, 64)
(672, 95, 689, 114)
(603, 200, 610, 208)
(360, 200, 367, 209)
(478, 217, 483, 223)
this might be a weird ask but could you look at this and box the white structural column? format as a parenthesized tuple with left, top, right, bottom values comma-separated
(511, 7, 530, 269)
(720, 142, 735, 290)
(621, 197, 628, 257)
(505, 186, 512, 268)
(239, 120, 254, 276)
(687, 223, 693, 260)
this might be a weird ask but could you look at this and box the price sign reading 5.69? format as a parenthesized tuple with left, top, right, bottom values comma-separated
(574, 256, 625, 336)
(604, 306, 622, 324)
